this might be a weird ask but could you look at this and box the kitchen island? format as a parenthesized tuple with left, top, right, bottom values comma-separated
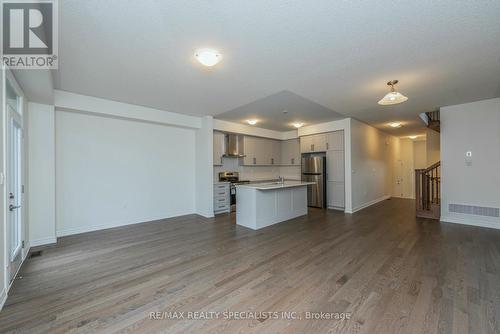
(236, 181, 315, 230)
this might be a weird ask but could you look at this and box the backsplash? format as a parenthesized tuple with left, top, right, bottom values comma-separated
(214, 157, 301, 182)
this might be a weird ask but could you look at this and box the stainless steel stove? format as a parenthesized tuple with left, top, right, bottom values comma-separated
(218, 172, 250, 212)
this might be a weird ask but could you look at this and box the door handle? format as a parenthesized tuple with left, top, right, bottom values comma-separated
(9, 204, 21, 211)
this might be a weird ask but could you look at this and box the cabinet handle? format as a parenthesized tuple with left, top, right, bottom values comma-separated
(326, 142, 329, 150)
(271, 158, 274, 165)
(291, 158, 294, 165)
(311, 144, 314, 152)
(253, 157, 256, 165)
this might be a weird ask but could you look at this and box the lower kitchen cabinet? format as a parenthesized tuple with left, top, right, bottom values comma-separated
(327, 181, 345, 209)
(214, 183, 230, 214)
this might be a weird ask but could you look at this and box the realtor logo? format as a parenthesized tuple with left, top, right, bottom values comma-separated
(1, 0, 58, 69)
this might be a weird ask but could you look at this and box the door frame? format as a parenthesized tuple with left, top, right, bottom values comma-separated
(2, 65, 26, 290)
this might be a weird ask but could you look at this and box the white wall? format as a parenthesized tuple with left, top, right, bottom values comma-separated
(195, 116, 214, 217)
(55, 110, 197, 236)
(426, 128, 440, 166)
(28, 103, 56, 246)
(441, 98, 500, 229)
(413, 140, 427, 169)
(350, 119, 395, 212)
(55, 90, 201, 130)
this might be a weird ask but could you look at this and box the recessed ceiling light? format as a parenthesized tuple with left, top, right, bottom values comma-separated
(246, 119, 258, 125)
(293, 122, 304, 128)
(194, 48, 222, 67)
(378, 80, 408, 105)
(389, 122, 402, 128)
(409, 135, 418, 139)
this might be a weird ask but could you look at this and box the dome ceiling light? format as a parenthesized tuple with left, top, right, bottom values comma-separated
(389, 122, 402, 128)
(194, 48, 222, 67)
(378, 80, 408, 105)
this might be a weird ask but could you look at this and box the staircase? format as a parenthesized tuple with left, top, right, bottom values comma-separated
(419, 110, 440, 132)
(416, 109, 441, 219)
(415, 161, 441, 219)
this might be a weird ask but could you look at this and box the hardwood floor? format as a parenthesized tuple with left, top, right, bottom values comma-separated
(1, 198, 499, 333)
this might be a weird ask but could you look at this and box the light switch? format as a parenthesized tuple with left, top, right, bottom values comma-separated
(465, 151, 472, 166)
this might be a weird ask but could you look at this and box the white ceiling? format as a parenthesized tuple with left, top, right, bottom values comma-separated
(216, 90, 345, 131)
(54, 0, 500, 136)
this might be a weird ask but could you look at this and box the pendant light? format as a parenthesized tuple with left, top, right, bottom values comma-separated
(378, 80, 408, 105)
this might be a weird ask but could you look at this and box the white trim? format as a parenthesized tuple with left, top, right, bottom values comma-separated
(54, 90, 202, 129)
(30, 237, 57, 247)
(0, 287, 7, 311)
(440, 215, 500, 230)
(56, 212, 195, 237)
(346, 195, 391, 214)
(196, 211, 215, 219)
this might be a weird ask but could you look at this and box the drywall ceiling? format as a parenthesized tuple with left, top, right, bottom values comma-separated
(215, 90, 345, 131)
(53, 0, 500, 135)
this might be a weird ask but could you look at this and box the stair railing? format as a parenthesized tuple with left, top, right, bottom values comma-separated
(415, 161, 441, 219)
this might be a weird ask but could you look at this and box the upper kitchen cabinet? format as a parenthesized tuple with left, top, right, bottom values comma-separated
(241, 135, 258, 165)
(213, 131, 225, 165)
(270, 139, 281, 165)
(327, 130, 344, 151)
(281, 139, 300, 165)
(240, 136, 285, 166)
(300, 133, 328, 153)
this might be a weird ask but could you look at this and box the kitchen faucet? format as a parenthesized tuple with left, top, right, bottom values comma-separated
(277, 176, 285, 184)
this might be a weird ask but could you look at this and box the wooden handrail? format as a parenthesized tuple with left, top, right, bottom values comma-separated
(415, 161, 441, 219)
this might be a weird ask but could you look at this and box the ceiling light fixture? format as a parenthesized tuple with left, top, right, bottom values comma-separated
(409, 135, 418, 139)
(246, 119, 258, 125)
(389, 122, 402, 128)
(293, 123, 304, 128)
(194, 48, 222, 67)
(378, 80, 408, 105)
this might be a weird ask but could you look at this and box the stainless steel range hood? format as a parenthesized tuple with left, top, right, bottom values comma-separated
(223, 134, 246, 158)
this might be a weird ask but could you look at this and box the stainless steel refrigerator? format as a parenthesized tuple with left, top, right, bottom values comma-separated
(301, 155, 326, 208)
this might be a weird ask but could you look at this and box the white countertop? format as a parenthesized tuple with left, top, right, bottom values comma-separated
(236, 181, 315, 190)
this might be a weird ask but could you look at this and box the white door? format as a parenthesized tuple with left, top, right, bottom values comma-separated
(394, 159, 404, 197)
(5, 75, 24, 282)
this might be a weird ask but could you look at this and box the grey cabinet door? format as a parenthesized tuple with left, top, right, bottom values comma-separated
(327, 130, 344, 151)
(327, 181, 345, 209)
(312, 134, 328, 152)
(213, 132, 224, 165)
(300, 136, 312, 153)
(327, 150, 344, 182)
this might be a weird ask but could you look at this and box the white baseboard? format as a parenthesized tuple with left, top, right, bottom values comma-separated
(0, 288, 7, 311)
(56, 211, 196, 237)
(196, 211, 215, 218)
(327, 206, 345, 212)
(30, 236, 57, 247)
(346, 195, 391, 214)
(441, 215, 500, 230)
